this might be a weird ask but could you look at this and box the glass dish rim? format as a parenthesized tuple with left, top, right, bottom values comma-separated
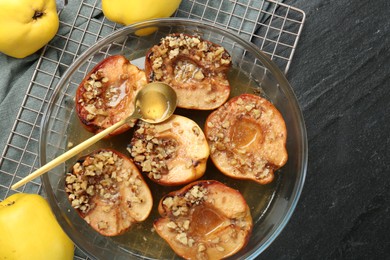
(39, 17, 308, 259)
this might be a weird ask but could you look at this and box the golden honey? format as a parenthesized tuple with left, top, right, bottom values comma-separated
(137, 91, 169, 121)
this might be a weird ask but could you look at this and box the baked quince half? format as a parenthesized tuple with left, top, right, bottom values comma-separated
(75, 55, 147, 136)
(205, 94, 288, 184)
(128, 115, 209, 186)
(154, 180, 253, 259)
(145, 34, 231, 110)
(65, 149, 153, 236)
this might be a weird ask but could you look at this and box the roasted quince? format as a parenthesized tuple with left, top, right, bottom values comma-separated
(128, 115, 209, 186)
(205, 94, 288, 184)
(65, 149, 153, 236)
(75, 55, 146, 136)
(154, 180, 253, 259)
(145, 34, 231, 110)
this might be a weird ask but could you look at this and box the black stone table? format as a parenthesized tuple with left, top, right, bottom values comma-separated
(261, 0, 390, 259)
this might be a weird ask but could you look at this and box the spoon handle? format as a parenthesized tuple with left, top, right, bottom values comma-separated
(11, 117, 129, 190)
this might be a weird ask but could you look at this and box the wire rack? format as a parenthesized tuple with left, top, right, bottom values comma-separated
(0, 0, 304, 258)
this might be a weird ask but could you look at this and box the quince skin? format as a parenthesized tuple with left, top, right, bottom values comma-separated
(0, 0, 59, 58)
(0, 193, 74, 259)
(102, 0, 182, 25)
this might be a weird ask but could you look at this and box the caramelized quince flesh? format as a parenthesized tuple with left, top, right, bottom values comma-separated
(75, 55, 146, 136)
(145, 33, 231, 110)
(154, 180, 253, 259)
(65, 149, 153, 236)
(205, 93, 288, 184)
(128, 114, 209, 186)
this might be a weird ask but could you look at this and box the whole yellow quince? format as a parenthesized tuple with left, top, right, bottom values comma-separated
(102, 0, 182, 25)
(0, 0, 59, 58)
(0, 193, 74, 260)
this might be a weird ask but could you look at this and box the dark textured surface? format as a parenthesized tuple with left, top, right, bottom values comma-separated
(260, 0, 390, 259)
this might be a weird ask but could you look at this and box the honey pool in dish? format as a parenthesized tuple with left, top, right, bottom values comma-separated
(64, 56, 281, 258)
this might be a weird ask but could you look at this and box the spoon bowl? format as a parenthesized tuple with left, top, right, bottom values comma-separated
(135, 82, 177, 123)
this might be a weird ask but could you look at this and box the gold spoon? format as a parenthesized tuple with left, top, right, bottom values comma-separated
(11, 82, 177, 190)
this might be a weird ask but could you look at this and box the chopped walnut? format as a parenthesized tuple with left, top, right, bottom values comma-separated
(149, 34, 230, 85)
(162, 185, 207, 218)
(216, 246, 225, 252)
(198, 243, 206, 252)
(128, 122, 179, 181)
(79, 70, 109, 121)
(65, 150, 144, 215)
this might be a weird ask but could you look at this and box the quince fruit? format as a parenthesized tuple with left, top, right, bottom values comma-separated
(0, 0, 59, 58)
(0, 193, 74, 260)
(102, 0, 182, 26)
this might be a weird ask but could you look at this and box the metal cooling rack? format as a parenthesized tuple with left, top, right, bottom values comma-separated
(0, 0, 304, 258)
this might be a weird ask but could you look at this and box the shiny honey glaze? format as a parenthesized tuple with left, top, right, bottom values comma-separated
(189, 205, 226, 237)
(231, 118, 263, 153)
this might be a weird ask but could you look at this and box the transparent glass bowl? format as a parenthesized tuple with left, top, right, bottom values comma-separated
(40, 18, 307, 259)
